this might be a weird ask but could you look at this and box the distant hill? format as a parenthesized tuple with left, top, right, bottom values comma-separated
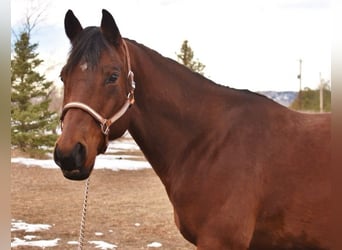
(258, 91, 298, 107)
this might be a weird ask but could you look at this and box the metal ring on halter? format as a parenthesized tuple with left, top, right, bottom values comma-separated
(100, 120, 110, 135)
(128, 71, 136, 89)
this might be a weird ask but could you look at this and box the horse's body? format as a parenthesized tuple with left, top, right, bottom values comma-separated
(54, 10, 331, 249)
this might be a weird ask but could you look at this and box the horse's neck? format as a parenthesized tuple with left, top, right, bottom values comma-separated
(127, 41, 223, 182)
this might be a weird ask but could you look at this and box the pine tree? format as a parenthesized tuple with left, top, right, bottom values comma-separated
(11, 31, 58, 157)
(177, 40, 205, 75)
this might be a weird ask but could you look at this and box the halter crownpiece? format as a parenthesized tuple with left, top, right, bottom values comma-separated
(123, 39, 136, 98)
(60, 39, 135, 153)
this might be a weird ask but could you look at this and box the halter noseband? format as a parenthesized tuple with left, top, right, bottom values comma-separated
(60, 40, 135, 153)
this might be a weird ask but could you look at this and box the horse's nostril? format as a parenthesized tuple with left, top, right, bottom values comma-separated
(53, 145, 62, 167)
(72, 142, 86, 167)
(53, 142, 86, 170)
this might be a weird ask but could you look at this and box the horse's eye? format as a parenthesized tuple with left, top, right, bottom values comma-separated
(106, 74, 119, 84)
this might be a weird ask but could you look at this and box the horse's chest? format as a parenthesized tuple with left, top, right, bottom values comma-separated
(173, 209, 198, 245)
(169, 182, 230, 245)
(169, 188, 213, 245)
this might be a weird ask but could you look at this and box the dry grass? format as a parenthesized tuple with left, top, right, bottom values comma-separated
(11, 164, 195, 249)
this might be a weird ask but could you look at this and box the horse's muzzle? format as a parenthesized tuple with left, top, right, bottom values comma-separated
(54, 142, 91, 180)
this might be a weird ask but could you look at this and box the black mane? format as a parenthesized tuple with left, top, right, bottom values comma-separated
(64, 27, 111, 73)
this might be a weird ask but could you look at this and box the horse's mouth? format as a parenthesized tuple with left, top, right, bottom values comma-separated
(62, 167, 92, 181)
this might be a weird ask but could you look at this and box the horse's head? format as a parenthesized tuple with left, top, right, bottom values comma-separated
(54, 9, 135, 180)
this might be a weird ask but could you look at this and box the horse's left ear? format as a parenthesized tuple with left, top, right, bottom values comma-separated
(101, 9, 122, 46)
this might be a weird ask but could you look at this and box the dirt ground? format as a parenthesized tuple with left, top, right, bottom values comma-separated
(11, 163, 195, 249)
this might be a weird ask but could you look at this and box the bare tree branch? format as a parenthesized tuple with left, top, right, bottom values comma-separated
(22, 0, 50, 35)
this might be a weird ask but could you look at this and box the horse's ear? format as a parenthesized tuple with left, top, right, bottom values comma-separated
(64, 10, 83, 42)
(101, 9, 122, 46)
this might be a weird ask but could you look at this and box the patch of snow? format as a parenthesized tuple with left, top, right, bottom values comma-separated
(94, 154, 151, 171)
(11, 157, 58, 169)
(67, 240, 79, 245)
(88, 240, 117, 249)
(11, 237, 60, 248)
(11, 220, 59, 248)
(24, 235, 37, 240)
(12, 139, 152, 171)
(11, 220, 51, 233)
(107, 140, 141, 152)
(95, 232, 104, 236)
(134, 223, 141, 227)
(147, 241, 162, 248)
(11, 154, 151, 171)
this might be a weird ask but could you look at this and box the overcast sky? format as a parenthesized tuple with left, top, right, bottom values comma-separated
(11, 0, 331, 91)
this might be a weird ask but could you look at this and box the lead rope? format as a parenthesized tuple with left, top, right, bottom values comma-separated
(75, 40, 132, 250)
(78, 178, 90, 250)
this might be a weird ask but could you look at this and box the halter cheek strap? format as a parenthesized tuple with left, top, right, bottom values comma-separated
(60, 40, 135, 153)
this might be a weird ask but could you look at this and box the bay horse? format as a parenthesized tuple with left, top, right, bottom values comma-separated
(54, 9, 331, 249)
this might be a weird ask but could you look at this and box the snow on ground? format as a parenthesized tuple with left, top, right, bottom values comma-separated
(89, 240, 118, 249)
(11, 154, 151, 171)
(147, 241, 163, 248)
(11, 237, 60, 248)
(67, 240, 79, 245)
(11, 219, 162, 249)
(11, 138, 161, 249)
(11, 219, 118, 249)
(106, 137, 141, 152)
(24, 235, 37, 240)
(11, 220, 52, 233)
(11, 219, 60, 248)
(11, 139, 152, 171)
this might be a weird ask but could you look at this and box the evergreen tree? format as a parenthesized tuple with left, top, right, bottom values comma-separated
(11, 31, 58, 157)
(177, 40, 205, 75)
